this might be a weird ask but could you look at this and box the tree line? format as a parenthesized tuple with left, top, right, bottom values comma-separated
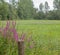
(0, 0, 60, 20)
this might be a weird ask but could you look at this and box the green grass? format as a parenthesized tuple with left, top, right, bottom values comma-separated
(0, 20, 60, 55)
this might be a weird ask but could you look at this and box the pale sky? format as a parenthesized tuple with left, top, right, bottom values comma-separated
(6, 0, 54, 10)
(33, 0, 54, 10)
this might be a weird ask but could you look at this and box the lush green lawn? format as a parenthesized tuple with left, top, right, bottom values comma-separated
(0, 20, 60, 55)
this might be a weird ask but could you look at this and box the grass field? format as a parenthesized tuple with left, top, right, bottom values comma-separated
(0, 20, 60, 55)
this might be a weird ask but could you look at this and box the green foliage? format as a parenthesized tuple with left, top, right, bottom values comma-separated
(53, 0, 60, 10)
(17, 0, 34, 19)
(0, 20, 60, 55)
(34, 11, 45, 20)
(0, 36, 18, 55)
(0, 0, 60, 20)
(0, 1, 9, 20)
(46, 10, 60, 20)
(9, 0, 18, 20)
(39, 3, 44, 12)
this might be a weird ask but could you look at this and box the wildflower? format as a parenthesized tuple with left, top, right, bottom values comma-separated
(3, 21, 10, 37)
(3, 21, 10, 34)
(11, 28, 18, 41)
(13, 32, 18, 41)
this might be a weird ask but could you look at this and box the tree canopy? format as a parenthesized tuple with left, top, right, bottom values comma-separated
(0, 0, 60, 20)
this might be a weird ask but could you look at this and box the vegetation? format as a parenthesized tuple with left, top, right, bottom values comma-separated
(0, 21, 35, 55)
(0, 20, 60, 55)
(0, 0, 60, 20)
(0, 0, 60, 55)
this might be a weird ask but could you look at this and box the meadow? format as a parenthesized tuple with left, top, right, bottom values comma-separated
(0, 20, 60, 55)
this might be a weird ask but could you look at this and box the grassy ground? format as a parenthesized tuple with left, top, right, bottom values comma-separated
(0, 20, 60, 55)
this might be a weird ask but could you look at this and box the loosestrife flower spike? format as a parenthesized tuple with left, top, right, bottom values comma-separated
(11, 28, 18, 41)
(3, 21, 10, 37)
(0, 21, 18, 42)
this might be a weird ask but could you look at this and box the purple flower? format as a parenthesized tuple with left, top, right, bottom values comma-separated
(3, 21, 10, 36)
(11, 28, 18, 41)
(3, 22, 10, 37)
(13, 32, 18, 41)
(11, 28, 16, 33)
(0, 21, 19, 42)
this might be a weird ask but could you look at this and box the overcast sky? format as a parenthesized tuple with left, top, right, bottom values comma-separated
(7, 0, 54, 10)
(33, 0, 54, 10)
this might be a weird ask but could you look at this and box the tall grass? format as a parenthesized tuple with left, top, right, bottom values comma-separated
(0, 20, 60, 55)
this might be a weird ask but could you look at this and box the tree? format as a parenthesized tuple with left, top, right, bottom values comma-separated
(0, 0, 9, 20)
(44, 1, 50, 13)
(39, 3, 44, 12)
(8, 0, 18, 20)
(45, 10, 60, 20)
(17, 0, 35, 19)
(0, 0, 5, 3)
(53, 0, 60, 10)
(34, 11, 45, 20)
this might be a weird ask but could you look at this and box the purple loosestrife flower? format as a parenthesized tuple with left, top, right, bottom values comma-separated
(13, 32, 18, 41)
(4, 21, 10, 31)
(0, 21, 19, 42)
(3, 21, 10, 37)
(11, 28, 18, 41)
(11, 28, 16, 33)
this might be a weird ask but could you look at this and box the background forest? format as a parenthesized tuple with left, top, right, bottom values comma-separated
(0, 0, 60, 20)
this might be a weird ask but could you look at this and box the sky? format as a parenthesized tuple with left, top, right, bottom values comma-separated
(6, 0, 54, 10)
(33, 0, 54, 10)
